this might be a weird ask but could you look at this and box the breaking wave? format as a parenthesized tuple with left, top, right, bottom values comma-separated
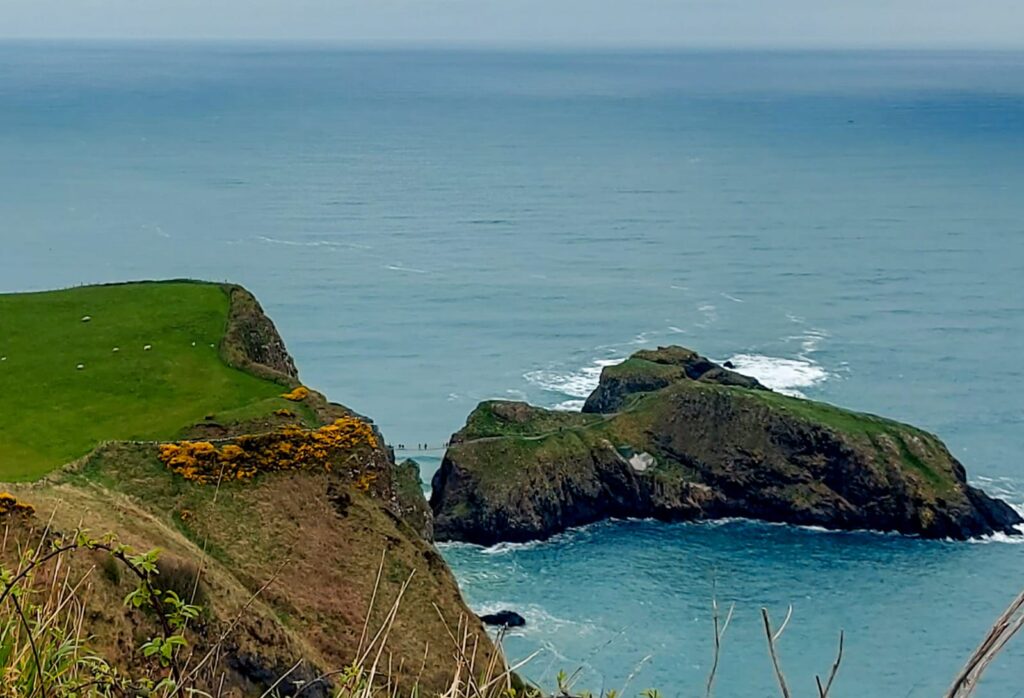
(725, 328, 832, 397)
(723, 354, 828, 397)
(524, 358, 624, 409)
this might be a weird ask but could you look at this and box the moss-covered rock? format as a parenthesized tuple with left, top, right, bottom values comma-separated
(582, 346, 766, 413)
(393, 458, 435, 540)
(431, 346, 1022, 544)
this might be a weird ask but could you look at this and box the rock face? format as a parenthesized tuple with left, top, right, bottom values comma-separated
(222, 284, 300, 382)
(393, 458, 435, 540)
(431, 346, 1022, 544)
(582, 346, 767, 413)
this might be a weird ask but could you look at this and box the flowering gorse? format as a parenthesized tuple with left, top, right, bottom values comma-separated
(158, 417, 379, 484)
(280, 386, 310, 402)
(0, 493, 34, 518)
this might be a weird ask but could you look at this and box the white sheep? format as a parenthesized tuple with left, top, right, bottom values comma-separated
(144, 344, 152, 351)
(81, 315, 91, 322)
(113, 347, 120, 352)
(77, 364, 84, 370)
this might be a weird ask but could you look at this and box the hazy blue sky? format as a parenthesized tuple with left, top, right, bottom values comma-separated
(1, 0, 1022, 48)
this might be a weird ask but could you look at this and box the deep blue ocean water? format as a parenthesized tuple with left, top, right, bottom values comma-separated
(2, 43, 1023, 695)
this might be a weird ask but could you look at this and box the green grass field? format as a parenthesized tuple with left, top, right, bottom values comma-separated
(0, 281, 284, 481)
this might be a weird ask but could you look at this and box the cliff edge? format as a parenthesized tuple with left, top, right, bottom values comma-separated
(2, 281, 493, 696)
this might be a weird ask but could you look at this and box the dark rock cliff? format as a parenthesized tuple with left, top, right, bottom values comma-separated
(222, 284, 300, 383)
(431, 346, 1022, 544)
(582, 346, 766, 413)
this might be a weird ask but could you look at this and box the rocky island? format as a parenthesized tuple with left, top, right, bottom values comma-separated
(430, 346, 1022, 544)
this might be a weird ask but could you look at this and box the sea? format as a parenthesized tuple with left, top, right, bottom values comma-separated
(2, 43, 1023, 696)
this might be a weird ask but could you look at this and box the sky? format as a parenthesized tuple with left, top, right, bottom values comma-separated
(0, 0, 1022, 48)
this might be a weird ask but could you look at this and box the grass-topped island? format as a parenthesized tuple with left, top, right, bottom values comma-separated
(430, 346, 1023, 544)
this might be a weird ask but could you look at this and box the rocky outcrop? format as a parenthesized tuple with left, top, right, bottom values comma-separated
(222, 284, 300, 382)
(431, 346, 1022, 544)
(393, 458, 435, 540)
(582, 346, 766, 413)
(480, 611, 526, 628)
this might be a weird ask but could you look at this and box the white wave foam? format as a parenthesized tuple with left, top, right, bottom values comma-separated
(474, 603, 598, 639)
(257, 235, 335, 247)
(524, 358, 624, 401)
(726, 327, 831, 397)
(697, 303, 718, 322)
(971, 476, 1023, 504)
(256, 235, 371, 250)
(384, 264, 429, 274)
(724, 354, 828, 397)
(553, 399, 586, 412)
(967, 500, 1024, 544)
(480, 539, 547, 555)
(786, 328, 830, 355)
(970, 528, 1024, 545)
(439, 538, 546, 555)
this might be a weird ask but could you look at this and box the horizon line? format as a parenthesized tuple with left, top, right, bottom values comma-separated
(2, 37, 1024, 53)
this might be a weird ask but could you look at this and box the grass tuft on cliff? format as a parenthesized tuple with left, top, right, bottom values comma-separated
(0, 281, 285, 480)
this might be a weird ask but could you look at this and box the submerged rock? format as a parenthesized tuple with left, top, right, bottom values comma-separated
(431, 346, 1022, 544)
(479, 610, 526, 628)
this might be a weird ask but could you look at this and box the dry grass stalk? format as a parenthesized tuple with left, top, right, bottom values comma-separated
(815, 631, 844, 698)
(946, 588, 1024, 698)
(10, 511, 1024, 698)
(761, 606, 793, 698)
(704, 594, 735, 698)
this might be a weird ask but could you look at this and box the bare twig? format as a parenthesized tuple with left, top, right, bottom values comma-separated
(761, 607, 792, 698)
(619, 653, 653, 698)
(947, 589, 1024, 698)
(815, 630, 844, 698)
(257, 659, 304, 698)
(11, 589, 48, 698)
(705, 595, 735, 698)
(170, 555, 291, 694)
(359, 548, 388, 656)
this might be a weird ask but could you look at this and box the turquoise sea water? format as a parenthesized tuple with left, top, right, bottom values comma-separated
(2, 43, 1023, 695)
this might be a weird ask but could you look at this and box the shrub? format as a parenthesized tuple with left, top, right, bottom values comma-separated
(158, 417, 379, 484)
(281, 386, 310, 402)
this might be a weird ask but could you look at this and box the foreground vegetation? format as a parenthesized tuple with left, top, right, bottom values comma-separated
(1, 512, 1021, 698)
(0, 282, 285, 480)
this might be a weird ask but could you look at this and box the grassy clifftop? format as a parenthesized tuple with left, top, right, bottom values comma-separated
(0, 281, 496, 695)
(0, 281, 294, 480)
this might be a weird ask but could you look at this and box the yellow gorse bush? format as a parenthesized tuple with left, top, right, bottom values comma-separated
(158, 417, 378, 484)
(281, 386, 310, 402)
(0, 492, 35, 518)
